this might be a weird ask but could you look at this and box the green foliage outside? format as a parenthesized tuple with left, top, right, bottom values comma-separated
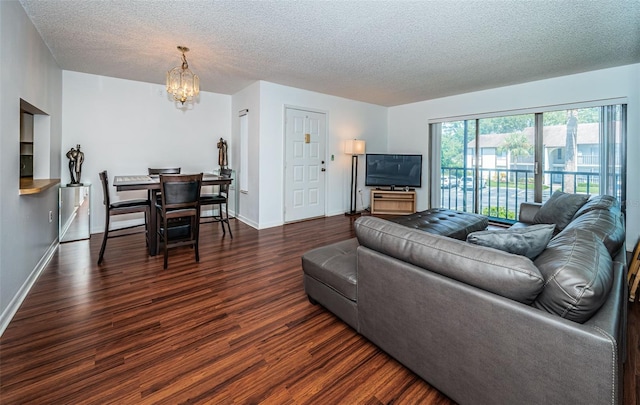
(497, 132, 532, 163)
(482, 206, 516, 220)
(576, 184, 599, 194)
(441, 120, 475, 168)
(543, 108, 600, 126)
(440, 108, 602, 170)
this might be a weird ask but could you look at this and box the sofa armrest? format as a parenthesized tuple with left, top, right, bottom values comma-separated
(518, 202, 542, 223)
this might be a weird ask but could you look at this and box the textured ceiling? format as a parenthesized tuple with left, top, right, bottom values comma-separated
(18, 0, 640, 107)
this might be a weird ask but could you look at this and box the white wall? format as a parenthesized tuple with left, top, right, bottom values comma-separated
(388, 64, 640, 250)
(234, 81, 388, 229)
(62, 71, 232, 234)
(0, 1, 63, 330)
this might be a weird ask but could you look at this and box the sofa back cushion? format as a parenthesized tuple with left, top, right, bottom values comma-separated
(573, 194, 620, 219)
(562, 208, 625, 256)
(354, 217, 544, 304)
(533, 228, 613, 323)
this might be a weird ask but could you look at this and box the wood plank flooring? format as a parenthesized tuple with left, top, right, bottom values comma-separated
(1, 215, 638, 404)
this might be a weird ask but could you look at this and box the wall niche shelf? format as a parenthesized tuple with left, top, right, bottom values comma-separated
(19, 99, 54, 195)
(19, 178, 60, 195)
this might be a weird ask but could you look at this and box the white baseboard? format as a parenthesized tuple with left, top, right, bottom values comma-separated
(237, 215, 258, 229)
(0, 238, 59, 337)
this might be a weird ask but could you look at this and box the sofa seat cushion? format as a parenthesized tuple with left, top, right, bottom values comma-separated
(355, 217, 544, 304)
(301, 238, 359, 301)
(388, 208, 488, 240)
(533, 229, 613, 323)
(562, 208, 625, 256)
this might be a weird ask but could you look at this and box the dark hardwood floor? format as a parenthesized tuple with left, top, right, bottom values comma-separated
(0, 215, 638, 404)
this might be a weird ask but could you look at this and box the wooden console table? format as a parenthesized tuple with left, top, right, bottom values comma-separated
(370, 189, 416, 215)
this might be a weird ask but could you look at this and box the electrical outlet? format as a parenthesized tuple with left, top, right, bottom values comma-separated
(48, 210, 53, 223)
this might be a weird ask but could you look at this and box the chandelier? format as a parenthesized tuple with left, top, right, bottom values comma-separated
(166, 46, 200, 104)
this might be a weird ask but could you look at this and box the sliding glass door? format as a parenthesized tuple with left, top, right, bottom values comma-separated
(440, 120, 475, 213)
(476, 114, 535, 220)
(434, 104, 626, 223)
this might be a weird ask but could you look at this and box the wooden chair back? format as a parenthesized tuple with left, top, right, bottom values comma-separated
(157, 173, 203, 268)
(148, 167, 181, 175)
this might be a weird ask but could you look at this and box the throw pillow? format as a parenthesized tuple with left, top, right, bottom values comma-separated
(466, 224, 555, 260)
(533, 190, 589, 230)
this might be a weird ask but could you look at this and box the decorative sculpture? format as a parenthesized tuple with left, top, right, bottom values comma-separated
(66, 144, 84, 186)
(217, 137, 228, 169)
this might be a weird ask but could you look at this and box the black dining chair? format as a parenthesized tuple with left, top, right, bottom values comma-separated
(199, 168, 233, 238)
(98, 170, 150, 264)
(156, 173, 203, 269)
(148, 167, 181, 203)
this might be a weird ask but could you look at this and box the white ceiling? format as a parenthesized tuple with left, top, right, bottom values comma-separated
(18, 0, 640, 107)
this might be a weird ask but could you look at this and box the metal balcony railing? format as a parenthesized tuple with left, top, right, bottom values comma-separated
(440, 167, 602, 223)
(577, 155, 599, 165)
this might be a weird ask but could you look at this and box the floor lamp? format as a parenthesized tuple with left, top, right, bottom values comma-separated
(345, 139, 366, 216)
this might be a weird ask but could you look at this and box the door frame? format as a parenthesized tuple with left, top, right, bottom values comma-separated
(283, 105, 329, 223)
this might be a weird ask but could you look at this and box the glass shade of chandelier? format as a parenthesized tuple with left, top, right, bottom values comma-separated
(166, 46, 200, 104)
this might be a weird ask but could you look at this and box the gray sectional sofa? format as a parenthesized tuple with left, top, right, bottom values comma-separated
(302, 193, 627, 405)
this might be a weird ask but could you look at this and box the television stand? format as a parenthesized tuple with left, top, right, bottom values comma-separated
(370, 189, 416, 215)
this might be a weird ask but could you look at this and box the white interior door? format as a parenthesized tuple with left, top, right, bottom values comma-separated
(284, 108, 326, 222)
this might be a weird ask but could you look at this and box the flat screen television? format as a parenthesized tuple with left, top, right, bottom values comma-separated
(365, 153, 422, 189)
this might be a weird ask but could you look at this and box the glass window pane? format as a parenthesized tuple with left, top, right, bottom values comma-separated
(440, 120, 475, 212)
(432, 104, 625, 223)
(541, 107, 600, 202)
(477, 114, 535, 221)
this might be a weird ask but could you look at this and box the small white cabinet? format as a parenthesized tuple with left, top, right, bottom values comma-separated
(59, 184, 91, 242)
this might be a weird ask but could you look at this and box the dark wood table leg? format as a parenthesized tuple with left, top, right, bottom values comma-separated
(148, 189, 158, 256)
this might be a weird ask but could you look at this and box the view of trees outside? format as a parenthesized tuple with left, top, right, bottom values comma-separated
(498, 132, 531, 164)
(441, 109, 601, 170)
(438, 106, 622, 222)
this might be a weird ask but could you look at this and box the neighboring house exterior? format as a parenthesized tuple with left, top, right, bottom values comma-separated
(467, 123, 603, 185)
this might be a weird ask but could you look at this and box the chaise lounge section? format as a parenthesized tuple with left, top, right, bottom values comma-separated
(302, 194, 627, 405)
(302, 209, 488, 330)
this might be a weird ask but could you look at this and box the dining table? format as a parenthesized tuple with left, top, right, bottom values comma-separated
(113, 173, 233, 256)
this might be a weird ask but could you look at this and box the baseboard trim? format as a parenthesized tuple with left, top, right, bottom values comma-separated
(0, 238, 59, 337)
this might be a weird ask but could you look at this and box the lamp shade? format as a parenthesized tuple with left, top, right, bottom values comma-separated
(345, 139, 366, 155)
